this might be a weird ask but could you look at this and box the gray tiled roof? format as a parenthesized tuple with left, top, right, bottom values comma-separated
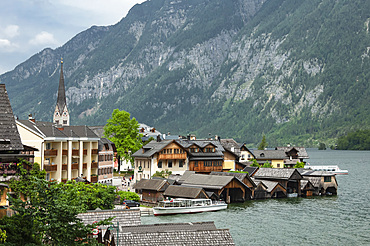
(210, 171, 256, 188)
(254, 179, 285, 192)
(300, 179, 315, 190)
(0, 84, 23, 151)
(77, 209, 141, 227)
(118, 225, 235, 246)
(254, 168, 302, 180)
(163, 185, 205, 199)
(242, 167, 259, 176)
(133, 179, 169, 191)
(275, 147, 309, 159)
(182, 174, 235, 190)
(297, 169, 335, 177)
(305, 177, 321, 188)
(253, 150, 287, 160)
(132, 139, 174, 158)
(120, 221, 217, 233)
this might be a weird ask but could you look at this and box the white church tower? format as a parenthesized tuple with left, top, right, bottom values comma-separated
(53, 58, 70, 126)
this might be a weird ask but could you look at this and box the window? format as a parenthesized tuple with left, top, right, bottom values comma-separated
(158, 161, 162, 168)
(46, 143, 51, 149)
(55, 120, 59, 124)
(324, 176, 332, 182)
(194, 161, 198, 167)
(63, 120, 67, 125)
(277, 164, 280, 168)
(168, 161, 173, 168)
(204, 161, 212, 167)
(179, 160, 184, 168)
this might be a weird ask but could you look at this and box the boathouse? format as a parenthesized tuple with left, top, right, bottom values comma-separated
(300, 179, 316, 197)
(210, 171, 256, 197)
(252, 179, 287, 199)
(163, 185, 209, 199)
(133, 178, 169, 203)
(298, 169, 338, 195)
(181, 174, 251, 203)
(253, 168, 303, 196)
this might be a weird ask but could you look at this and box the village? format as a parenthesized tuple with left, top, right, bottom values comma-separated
(0, 61, 339, 245)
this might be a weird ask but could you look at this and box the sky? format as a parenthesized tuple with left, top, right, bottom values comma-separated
(0, 0, 146, 75)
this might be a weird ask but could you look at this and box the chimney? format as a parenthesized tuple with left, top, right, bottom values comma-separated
(28, 114, 35, 123)
(157, 134, 161, 142)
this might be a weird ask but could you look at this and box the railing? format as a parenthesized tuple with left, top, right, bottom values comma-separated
(83, 163, 87, 169)
(71, 163, 79, 170)
(83, 149, 87, 155)
(158, 153, 187, 160)
(62, 164, 67, 171)
(72, 150, 79, 156)
(91, 149, 98, 155)
(90, 175, 98, 183)
(44, 149, 57, 156)
(44, 164, 57, 172)
(62, 149, 68, 156)
(91, 162, 98, 169)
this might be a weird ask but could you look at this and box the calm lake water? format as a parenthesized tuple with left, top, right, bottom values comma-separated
(141, 149, 370, 245)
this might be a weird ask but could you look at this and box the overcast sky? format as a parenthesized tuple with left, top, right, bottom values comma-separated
(0, 0, 145, 75)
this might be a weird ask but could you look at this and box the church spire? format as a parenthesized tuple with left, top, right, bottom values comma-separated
(53, 58, 70, 126)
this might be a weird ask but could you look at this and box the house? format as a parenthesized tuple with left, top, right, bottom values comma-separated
(300, 179, 316, 197)
(253, 168, 303, 196)
(133, 178, 169, 203)
(181, 174, 252, 203)
(210, 171, 256, 198)
(163, 185, 209, 199)
(16, 118, 100, 183)
(275, 147, 309, 167)
(118, 222, 235, 246)
(253, 150, 286, 168)
(298, 169, 338, 195)
(252, 179, 287, 199)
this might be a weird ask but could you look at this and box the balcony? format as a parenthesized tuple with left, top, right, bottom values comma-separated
(72, 149, 79, 156)
(44, 149, 57, 156)
(90, 175, 98, 183)
(62, 149, 68, 156)
(0, 163, 18, 176)
(91, 149, 98, 155)
(71, 163, 79, 170)
(83, 149, 87, 155)
(158, 153, 187, 160)
(91, 162, 98, 169)
(44, 164, 57, 172)
(83, 163, 87, 169)
(62, 164, 67, 171)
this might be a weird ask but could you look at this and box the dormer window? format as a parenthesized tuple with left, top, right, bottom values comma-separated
(260, 153, 265, 157)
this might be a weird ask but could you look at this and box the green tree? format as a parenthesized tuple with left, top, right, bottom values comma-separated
(1, 177, 111, 245)
(262, 161, 272, 168)
(258, 135, 268, 150)
(117, 191, 140, 203)
(294, 161, 305, 168)
(152, 170, 172, 179)
(104, 109, 143, 172)
(250, 159, 260, 167)
(318, 142, 326, 150)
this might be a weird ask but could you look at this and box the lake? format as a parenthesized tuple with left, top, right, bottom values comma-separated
(141, 149, 370, 245)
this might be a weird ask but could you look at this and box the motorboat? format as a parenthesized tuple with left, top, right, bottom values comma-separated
(152, 198, 227, 216)
(304, 165, 348, 175)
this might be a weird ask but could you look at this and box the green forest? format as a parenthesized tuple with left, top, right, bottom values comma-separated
(336, 130, 370, 150)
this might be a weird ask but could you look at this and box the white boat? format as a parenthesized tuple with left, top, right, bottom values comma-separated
(153, 198, 227, 216)
(305, 165, 348, 175)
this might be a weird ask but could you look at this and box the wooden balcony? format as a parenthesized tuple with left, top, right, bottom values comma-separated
(62, 149, 68, 156)
(83, 163, 87, 169)
(72, 149, 79, 156)
(44, 164, 57, 172)
(71, 163, 79, 170)
(90, 175, 98, 183)
(83, 149, 87, 155)
(158, 153, 187, 160)
(91, 149, 98, 155)
(44, 149, 57, 156)
(62, 164, 67, 171)
(91, 162, 98, 169)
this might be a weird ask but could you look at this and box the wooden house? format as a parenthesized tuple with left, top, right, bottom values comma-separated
(253, 168, 303, 196)
(253, 179, 287, 198)
(181, 174, 251, 203)
(253, 150, 286, 168)
(210, 171, 256, 198)
(300, 179, 315, 197)
(275, 147, 309, 167)
(133, 179, 169, 203)
(298, 169, 338, 195)
(163, 185, 209, 199)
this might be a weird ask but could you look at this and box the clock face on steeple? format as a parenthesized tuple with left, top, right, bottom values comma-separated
(55, 112, 59, 117)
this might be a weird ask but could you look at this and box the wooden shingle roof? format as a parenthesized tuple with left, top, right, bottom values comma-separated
(210, 171, 257, 188)
(163, 185, 206, 199)
(133, 179, 169, 191)
(0, 84, 23, 151)
(253, 168, 303, 180)
(182, 174, 234, 189)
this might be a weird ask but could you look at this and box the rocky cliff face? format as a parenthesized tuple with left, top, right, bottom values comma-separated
(1, 0, 369, 145)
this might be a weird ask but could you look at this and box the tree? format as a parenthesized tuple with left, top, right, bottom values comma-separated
(262, 161, 273, 168)
(258, 135, 268, 150)
(117, 191, 140, 203)
(250, 159, 260, 167)
(104, 109, 143, 172)
(152, 170, 172, 179)
(318, 142, 326, 150)
(294, 161, 305, 168)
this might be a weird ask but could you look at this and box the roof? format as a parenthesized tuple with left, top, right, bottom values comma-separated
(253, 150, 286, 160)
(220, 139, 240, 154)
(242, 166, 259, 176)
(78, 209, 140, 227)
(254, 179, 285, 192)
(56, 60, 67, 114)
(210, 171, 256, 188)
(182, 174, 249, 190)
(163, 185, 206, 199)
(132, 139, 174, 158)
(0, 84, 24, 151)
(301, 179, 315, 190)
(17, 120, 99, 139)
(177, 171, 196, 184)
(118, 222, 235, 246)
(305, 177, 321, 188)
(297, 169, 336, 177)
(275, 147, 309, 159)
(253, 168, 303, 180)
(133, 179, 169, 191)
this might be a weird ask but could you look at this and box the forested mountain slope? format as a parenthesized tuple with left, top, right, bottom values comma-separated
(1, 0, 369, 146)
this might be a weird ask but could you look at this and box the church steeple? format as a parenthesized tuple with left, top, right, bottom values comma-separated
(53, 58, 70, 126)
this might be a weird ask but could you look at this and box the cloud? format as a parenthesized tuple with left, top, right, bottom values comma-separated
(29, 31, 59, 46)
(4, 25, 20, 38)
(0, 39, 18, 51)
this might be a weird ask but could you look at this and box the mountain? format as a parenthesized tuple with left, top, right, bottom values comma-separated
(1, 0, 369, 147)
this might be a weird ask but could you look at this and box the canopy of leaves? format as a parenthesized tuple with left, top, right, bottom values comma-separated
(116, 191, 140, 203)
(250, 159, 260, 167)
(336, 129, 370, 150)
(152, 170, 172, 179)
(258, 135, 268, 150)
(262, 161, 273, 168)
(104, 109, 143, 164)
(294, 161, 305, 168)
